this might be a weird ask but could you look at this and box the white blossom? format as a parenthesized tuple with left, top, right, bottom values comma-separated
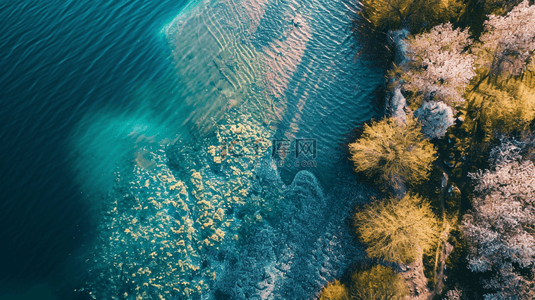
(413, 101, 454, 139)
(474, 0, 535, 75)
(462, 140, 535, 299)
(488, 138, 525, 165)
(403, 22, 476, 105)
(444, 287, 462, 300)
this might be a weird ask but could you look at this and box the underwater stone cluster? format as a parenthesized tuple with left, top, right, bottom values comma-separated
(82, 149, 209, 300)
(81, 112, 282, 300)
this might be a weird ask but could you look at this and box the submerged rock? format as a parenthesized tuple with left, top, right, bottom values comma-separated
(390, 87, 407, 126)
(385, 29, 410, 124)
(213, 170, 371, 300)
(389, 29, 410, 66)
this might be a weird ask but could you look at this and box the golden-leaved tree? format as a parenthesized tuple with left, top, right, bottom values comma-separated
(349, 116, 436, 191)
(464, 70, 535, 139)
(350, 265, 409, 300)
(358, 0, 465, 32)
(354, 194, 440, 264)
(319, 280, 350, 300)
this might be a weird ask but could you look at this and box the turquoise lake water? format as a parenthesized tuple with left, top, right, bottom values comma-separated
(0, 0, 383, 298)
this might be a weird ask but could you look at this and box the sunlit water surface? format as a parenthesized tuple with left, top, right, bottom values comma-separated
(0, 0, 383, 298)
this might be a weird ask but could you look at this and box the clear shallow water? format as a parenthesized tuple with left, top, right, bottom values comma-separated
(0, 0, 383, 298)
(161, 0, 384, 184)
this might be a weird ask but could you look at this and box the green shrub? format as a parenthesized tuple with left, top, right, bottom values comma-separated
(350, 265, 409, 300)
(443, 230, 486, 299)
(445, 183, 461, 214)
(450, 167, 462, 182)
(410, 165, 443, 215)
(423, 244, 439, 289)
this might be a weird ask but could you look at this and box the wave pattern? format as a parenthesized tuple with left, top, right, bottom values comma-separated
(76, 0, 384, 297)
(164, 0, 383, 181)
(164, 0, 278, 133)
(264, 14, 311, 105)
(0, 0, 384, 297)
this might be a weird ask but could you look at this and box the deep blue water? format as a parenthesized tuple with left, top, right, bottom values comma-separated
(0, 0, 186, 296)
(0, 0, 383, 298)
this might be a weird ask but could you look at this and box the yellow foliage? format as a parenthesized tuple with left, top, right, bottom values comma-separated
(359, 0, 465, 31)
(319, 280, 349, 300)
(350, 265, 409, 300)
(354, 194, 440, 264)
(464, 72, 535, 136)
(349, 116, 435, 190)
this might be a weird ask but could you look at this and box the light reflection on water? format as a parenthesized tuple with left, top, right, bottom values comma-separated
(68, 0, 384, 297)
(161, 0, 383, 183)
